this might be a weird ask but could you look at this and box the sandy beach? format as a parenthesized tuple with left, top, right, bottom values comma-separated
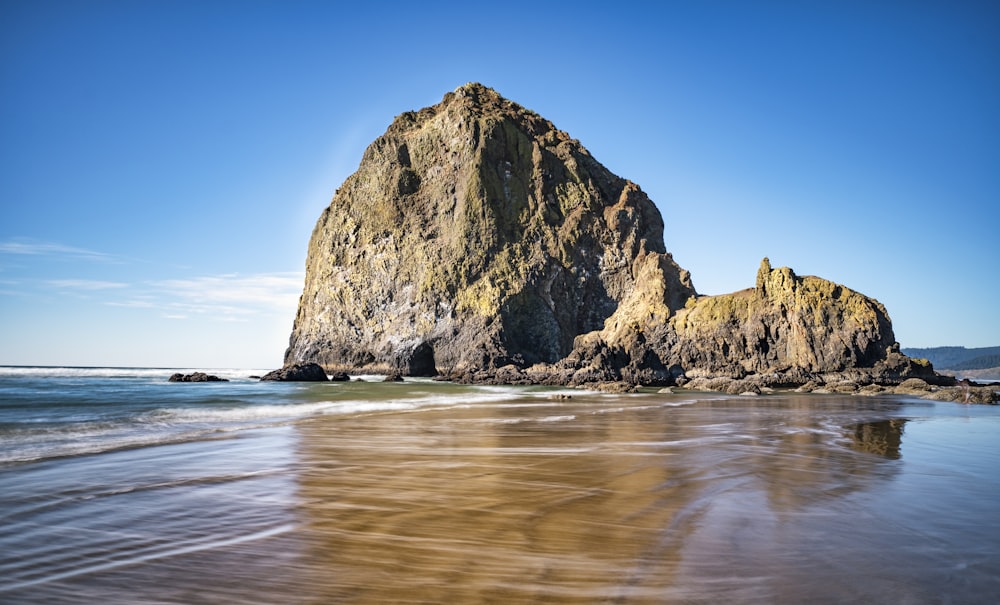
(3, 371, 998, 603)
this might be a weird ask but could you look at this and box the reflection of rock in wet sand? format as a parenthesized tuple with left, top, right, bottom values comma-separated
(291, 400, 695, 602)
(288, 394, 919, 603)
(850, 419, 907, 459)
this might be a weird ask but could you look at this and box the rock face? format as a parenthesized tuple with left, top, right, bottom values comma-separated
(283, 83, 941, 391)
(674, 258, 896, 375)
(285, 83, 693, 376)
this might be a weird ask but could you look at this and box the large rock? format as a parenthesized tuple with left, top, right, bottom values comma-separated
(283, 83, 938, 389)
(285, 83, 694, 376)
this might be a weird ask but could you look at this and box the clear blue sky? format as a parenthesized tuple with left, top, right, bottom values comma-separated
(2, 0, 998, 368)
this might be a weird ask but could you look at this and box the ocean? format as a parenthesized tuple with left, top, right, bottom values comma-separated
(1, 366, 998, 603)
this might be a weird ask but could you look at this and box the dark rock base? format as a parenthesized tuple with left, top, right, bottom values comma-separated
(168, 372, 229, 383)
(260, 363, 330, 382)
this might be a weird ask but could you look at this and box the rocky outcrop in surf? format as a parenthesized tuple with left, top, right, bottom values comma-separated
(260, 362, 331, 382)
(168, 372, 229, 383)
(278, 83, 977, 398)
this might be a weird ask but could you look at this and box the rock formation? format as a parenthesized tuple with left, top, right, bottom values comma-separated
(260, 362, 330, 382)
(285, 83, 693, 376)
(281, 83, 973, 397)
(561, 257, 937, 387)
(168, 372, 229, 383)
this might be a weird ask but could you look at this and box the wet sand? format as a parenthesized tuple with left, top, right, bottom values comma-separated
(2, 388, 999, 603)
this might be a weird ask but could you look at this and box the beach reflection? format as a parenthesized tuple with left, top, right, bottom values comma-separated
(4, 386, 996, 603)
(849, 418, 906, 458)
(290, 393, 911, 603)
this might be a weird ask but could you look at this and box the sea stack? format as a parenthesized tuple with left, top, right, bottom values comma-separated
(283, 83, 938, 389)
(285, 83, 694, 377)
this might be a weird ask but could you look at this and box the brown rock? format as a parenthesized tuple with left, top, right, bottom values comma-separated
(280, 85, 947, 391)
(284, 83, 693, 378)
(260, 363, 329, 382)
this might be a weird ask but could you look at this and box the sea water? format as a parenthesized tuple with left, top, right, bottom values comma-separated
(1, 366, 998, 603)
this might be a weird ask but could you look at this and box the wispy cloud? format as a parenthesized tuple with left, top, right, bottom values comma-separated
(46, 279, 128, 290)
(110, 272, 304, 321)
(106, 298, 156, 309)
(151, 273, 304, 310)
(5, 264, 304, 323)
(0, 239, 117, 263)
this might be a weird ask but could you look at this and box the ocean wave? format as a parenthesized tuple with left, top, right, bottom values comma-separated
(0, 521, 296, 593)
(0, 386, 534, 465)
(311, 390, 532, 420)
(0, 425, 244, 465)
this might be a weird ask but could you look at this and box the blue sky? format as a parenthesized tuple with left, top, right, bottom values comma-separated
(1, 0, 998, 368)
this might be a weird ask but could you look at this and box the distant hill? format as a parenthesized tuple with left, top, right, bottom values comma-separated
(951, 354, 1000, 371)
(902, 346, 1000, 369)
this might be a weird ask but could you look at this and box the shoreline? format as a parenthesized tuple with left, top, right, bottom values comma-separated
(261, 361, 999, 404)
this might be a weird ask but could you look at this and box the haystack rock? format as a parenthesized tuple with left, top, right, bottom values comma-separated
(283, 83, 939, 389)
(285, 83, 693, 376)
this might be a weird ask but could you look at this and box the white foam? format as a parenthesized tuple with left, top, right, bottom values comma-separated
(0, 386, 536, 465)
(537, 414, 576, 422)
(0, 522, 296, 592)
(0, 425, 239, 465)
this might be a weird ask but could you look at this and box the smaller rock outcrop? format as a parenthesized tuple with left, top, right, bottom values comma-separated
(168, 372, 229, 383)
(260, 363, 329, 382)
(547, 257, 931, 388)
(667, 258, 900, 377)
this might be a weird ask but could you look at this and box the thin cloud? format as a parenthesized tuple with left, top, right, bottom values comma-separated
(151, 273, 304, 313)
(46, 279, 128, 290)
(106, 298, 156, 309)
(0, 239, 117, 263)
(8, 267, 303, 322)
(0, 279, 26, 297)
(105, 272, 304, 321)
